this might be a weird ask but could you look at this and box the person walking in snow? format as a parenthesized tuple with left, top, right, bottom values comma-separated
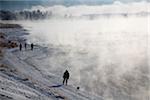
(31, 43, 34, 50)
(19, 43, 22, 51)
(24, 43, 27, 50)
(63, 70, 70, 85)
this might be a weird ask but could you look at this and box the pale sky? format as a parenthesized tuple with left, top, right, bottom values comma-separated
(0, 0, 148, 2)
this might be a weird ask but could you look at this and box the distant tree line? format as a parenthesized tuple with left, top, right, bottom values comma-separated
(0, 10, 52, 20)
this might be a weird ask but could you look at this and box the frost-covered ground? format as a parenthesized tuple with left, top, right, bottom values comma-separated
(0, 27, 103, 100)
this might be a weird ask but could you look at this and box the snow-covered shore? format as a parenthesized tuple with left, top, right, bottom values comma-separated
(0, 23, 103, 100)
(0, 21, 149, 100)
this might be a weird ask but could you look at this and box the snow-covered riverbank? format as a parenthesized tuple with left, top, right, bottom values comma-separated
(0, 23, 103, 100)
(0, 21, 149, 100)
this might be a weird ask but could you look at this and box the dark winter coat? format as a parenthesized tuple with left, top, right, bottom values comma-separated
(63, 70, 69, 79)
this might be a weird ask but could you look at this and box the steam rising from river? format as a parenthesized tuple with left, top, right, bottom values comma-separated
(18, 1, 149, 100)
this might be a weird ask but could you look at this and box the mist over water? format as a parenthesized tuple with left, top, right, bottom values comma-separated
(15, 1, 150, 100)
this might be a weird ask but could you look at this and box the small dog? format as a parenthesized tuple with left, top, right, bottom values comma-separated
(77, 87, 80, 90)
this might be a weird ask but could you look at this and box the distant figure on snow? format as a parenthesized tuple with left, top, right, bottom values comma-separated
(63, 70, 70, 85)
(19, 43, 22, 51)
(31, 43, 34, 50)
(24, 43, 27, 50)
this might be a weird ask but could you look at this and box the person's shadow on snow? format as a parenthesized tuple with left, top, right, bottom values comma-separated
(49, 84, 63, 88)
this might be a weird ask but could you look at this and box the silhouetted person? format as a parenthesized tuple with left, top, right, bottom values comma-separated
(63, 70, 70, 85)
(24, 43, 27, 50)
(31, 43, 34, 50)
(19, 43, 22, 51)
